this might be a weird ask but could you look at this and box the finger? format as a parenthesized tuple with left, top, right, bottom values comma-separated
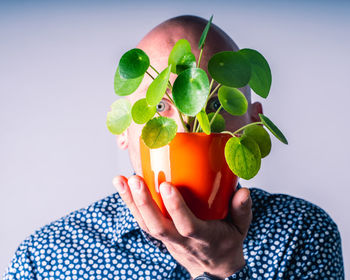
(128, 175, 181, 243)
(112, 175, 149, 233)
(230, 187, 252, 236)
(160, 182, 204, 239)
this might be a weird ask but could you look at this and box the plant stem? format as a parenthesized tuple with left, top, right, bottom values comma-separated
(151, 64, 173, 90)
(221, 131, 236, 137)
(209, 83, 221, 100)
(208, 79, 214, 93)
(191, 79, 216, 133)
(164, 84, 188, 132)
(203, 80, 219, 110)
(165, 92, 174, 104)
(196, 122, 201, 132)
(197, 47, 204, 68)
(150, 65, 159, 75)
(179, 111, 189, 132)
(192, 117, 198, 132)
(209, 105, 223, 127)
(164, 91, 188, 132)
(146, 71, 155, 80)
(231, 122, 263, 135)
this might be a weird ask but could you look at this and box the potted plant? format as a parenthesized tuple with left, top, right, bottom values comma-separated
(107, 15, 288, 220)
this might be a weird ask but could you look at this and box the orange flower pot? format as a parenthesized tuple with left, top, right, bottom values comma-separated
(140, 132, 238, 220)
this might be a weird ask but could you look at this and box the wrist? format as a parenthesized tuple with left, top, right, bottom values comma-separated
(192, 253, 246, 280)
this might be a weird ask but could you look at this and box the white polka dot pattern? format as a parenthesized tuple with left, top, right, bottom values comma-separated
(3, 185, 344, 279)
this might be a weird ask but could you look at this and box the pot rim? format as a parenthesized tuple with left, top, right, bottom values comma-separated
(139, 132, 236, 139)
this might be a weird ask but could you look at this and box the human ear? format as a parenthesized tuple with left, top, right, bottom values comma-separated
(117, 131, 128, 150)
(249, 102, 263, 123)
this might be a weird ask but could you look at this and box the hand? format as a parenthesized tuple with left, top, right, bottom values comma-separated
(113, 175, 252, 279)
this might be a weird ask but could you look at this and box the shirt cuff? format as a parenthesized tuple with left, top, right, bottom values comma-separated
(225, 264, 250, 280)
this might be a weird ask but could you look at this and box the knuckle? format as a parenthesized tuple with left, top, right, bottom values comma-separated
(116, 188, 133, 205)
(179, 225, 198, 238)
(138, 223, 149, 234)
(121, 193, 133, 205)
(134, 196, 148, 208)
(150, 228, 170, 239)
(167, 199, 183, 213)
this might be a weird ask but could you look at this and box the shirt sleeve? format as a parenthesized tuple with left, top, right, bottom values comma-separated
(225, 263, 250, 279)
(227, 203, 344, 280)
(284, 206, 344, 279)
(3, 238, 36, 280)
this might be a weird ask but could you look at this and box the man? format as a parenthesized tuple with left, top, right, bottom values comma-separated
(4, 15, 344, 280)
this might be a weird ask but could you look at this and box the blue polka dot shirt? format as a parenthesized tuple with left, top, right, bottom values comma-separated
(4, 184, 344, 279)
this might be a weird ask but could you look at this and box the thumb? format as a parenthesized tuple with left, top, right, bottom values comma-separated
(229, 187, 252, 236)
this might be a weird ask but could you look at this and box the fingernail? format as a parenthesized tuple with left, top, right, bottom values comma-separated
(113, 177, 126, 194)
(160, 183, 172, 198)
(128, 178, 141, 192)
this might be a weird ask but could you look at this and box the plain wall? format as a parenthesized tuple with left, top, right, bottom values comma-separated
(1, 0, 349, 275)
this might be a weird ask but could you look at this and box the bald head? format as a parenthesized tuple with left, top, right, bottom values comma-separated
(136, 15, 251, 102)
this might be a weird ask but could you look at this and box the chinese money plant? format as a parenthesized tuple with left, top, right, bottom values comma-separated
(107, 15, 288, 180)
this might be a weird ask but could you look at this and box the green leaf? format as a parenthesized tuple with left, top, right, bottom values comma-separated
(168, 39, 192, 74)
(198, 15, 213, 49)
(146, 65, 171, 106)
(259, 114, 288, 144)
(119, 48, 150, 79)
(224, 135, 261, 180)
(114, 66, 144, 96)
(196, 109, 211, 135)
(208, 112, 225, 132)
(176, 53, 196, 74)
(106, 98, 132, 134)
(243, 125, 271, 158)
(131, 98, 156, 124)
(208, 51, 251, 88)
(141, 117, 178, 149)
(172, 68, 210, 116)
(218, 86, 248, 116)
(239, 48, 271, 98)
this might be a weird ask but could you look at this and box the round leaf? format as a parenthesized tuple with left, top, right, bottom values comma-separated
(244, 125, 271, 158)
(146, 65, 171, 106)
(196, 109, 211, 135)
(239, 48, 271, 98)
(208, 112, 225, 132)
(131, 98, 156, 124)
(172, 68, 210, 116)
(114, 66, 144, 96)
(259, 114, 288, 144)
(176, 53, 196, 74)
(208, 51, 251, 88)
(218, 86, 248, 116)
(141, 117, 178, 149)
(225, 135, 261, 180)
(198, 15, 213, 49)
(106, 98, 132, 135)
(119, 48, 150, 79)
(168, 39, 192, 74)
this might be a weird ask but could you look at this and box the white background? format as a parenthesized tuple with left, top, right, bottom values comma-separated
(1, 0, 349, 275)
